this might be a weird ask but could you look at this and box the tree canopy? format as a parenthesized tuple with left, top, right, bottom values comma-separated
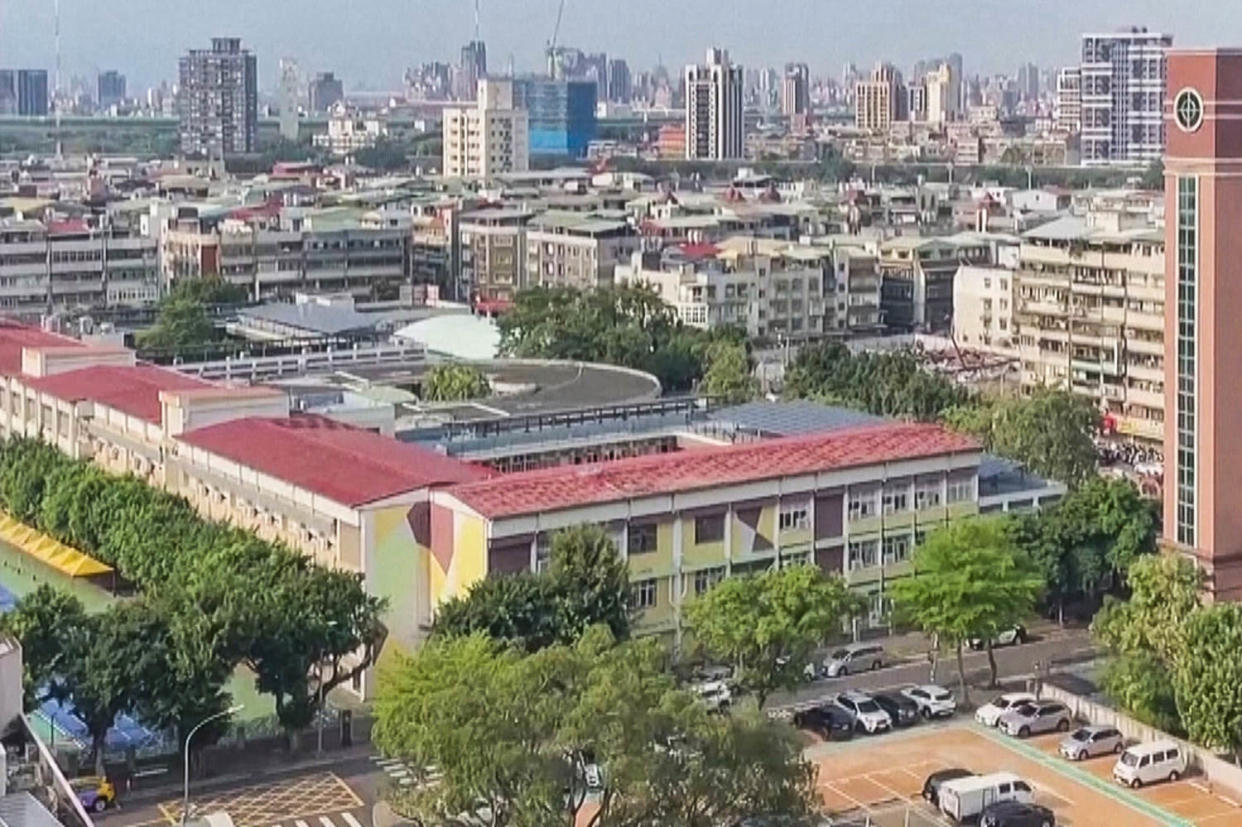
(373, 629, 816, 827)
(1173, 603, 1242, 758)
(699, 340, 757, 404)
(496, 285, 743, 391)
(890, 518, 1044, 702)
(421, 363, 492, 402)
(783, 341, 970, 420)
(136, 277, 248, 353)
(685, 565, 864, 706)
(945, 389, 1099, 488)
(432, 525, 631, 651)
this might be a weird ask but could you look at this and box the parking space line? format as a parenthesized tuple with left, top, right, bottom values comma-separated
(821, 781, 868, 811)
(867, 772, 915, 803)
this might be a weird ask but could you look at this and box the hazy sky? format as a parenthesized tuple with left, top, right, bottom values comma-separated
(2, 0, 1240, 92)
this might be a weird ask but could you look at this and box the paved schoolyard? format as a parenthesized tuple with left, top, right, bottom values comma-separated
(808, 721, 1242, 826)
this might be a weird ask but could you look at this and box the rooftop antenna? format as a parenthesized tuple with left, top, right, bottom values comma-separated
(474, 0, 481, 41)
(54, 0, 62, 158)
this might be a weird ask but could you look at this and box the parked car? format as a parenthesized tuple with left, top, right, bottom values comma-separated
(1059, 725, 1125, 760)
(822, 643, 885, 677)
(901, 684, 957, 718)
(998, 700, 1072, 738)
(70, 776, 116, 813)
(980, 800, 1055, 827)
(938, 772, 1034, 823)
(969, 625, 1028, 650)
(691, 679, 732, 711)
(873, 691, 920, 727)
(1113, 740, 1187, 789)
(791, 704, 855, 741)
(975, 692, 1037, 727)
(832, 691, 892, 734)
(922, 768, 974, 806)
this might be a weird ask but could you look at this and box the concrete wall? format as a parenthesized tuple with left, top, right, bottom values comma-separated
(0, 636, 21, 736)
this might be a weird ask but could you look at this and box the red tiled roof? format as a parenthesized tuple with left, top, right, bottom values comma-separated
(0, 321, 84, 376)
(25, 365, 212, 423)
(47, 219, 91, 235)
(678, 242, 720, 260)
(445, 422, 980, 519)
(179, 414, 494, 507)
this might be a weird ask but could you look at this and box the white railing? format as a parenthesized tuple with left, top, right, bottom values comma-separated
(172, 342, 427, 381)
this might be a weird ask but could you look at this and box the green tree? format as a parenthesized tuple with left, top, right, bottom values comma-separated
(1008, 478, 1157, 622)
(0, 585, 87, 706)
(137, 276, 247, 352)
(422, 363, 492, 402)
(784, 341, 970, 420)
(686, 565, 864, 707)
(699, 340, 756, 404)
(890, 518, 1044, 701)
(432, 525, 630, 651)
(1092, 554, 1203, 731)
(374, 629, 816, 827)
(948, 389, 1098, 487)
(1173, 603, 1242, 760)
(1140, 159, 1164, 190)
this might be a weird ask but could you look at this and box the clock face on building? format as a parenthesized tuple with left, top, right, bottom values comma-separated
(1175, 88, 1204, 133)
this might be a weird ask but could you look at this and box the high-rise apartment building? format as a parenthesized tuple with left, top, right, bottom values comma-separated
(455, 40, 487, 100)
(607, 58, 631, 103)
(309, 72, 344, 113)
(1017, 63, 1040, 101)
(178, 38, 258, 158)
(1054, 67, 1082, 133)
(684, 48, 744, 160)
(781, 62, 810, 117)
(925, 62, 959, 124)
(97, 70, 126, 110)
(1080, 27, 1171, 165)
(855, 63, 905, 132)
(1162, 48, 1242, 597)
(16, 70, 48, 117)
(442, 78, 529, 179)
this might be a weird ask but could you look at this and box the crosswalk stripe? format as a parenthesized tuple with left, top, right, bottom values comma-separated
(388, 767, 410, 777)
(398, 777, 413, 786)
(341, 813, 364, 827)
(373, 758, 403, 767)
(319, 817, 335, 827)
(295, 820, 310, 827)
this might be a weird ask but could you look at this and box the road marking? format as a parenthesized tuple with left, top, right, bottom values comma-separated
(387, 767, 410, 777)
(319, 816, 335, 827)
(329, 773, 365, 808)
(341, 813, 364, 827)
(295, 820, 310, 827)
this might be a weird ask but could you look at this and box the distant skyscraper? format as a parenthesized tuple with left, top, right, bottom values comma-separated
(1080, 27, 1171, 165)
(309, 72, 345, 112)
(684, 48, 743, 160)
(178, 38, 258, 157)
(925, 62, 959, 124)
(278, 58, 301, 141)
(1017, 62, 1040, 101)
(607, 59, 631, 103)
(97, 70, 125, 110)
(781, 62, 810, 117)
(16, 70, 48, 117)
(1054, 67, 1081, 133)
(855, 62, 905, 132)
(947, 53, 965, 111)
(0, 71, 14, 115)
(456, 40, 487, 100)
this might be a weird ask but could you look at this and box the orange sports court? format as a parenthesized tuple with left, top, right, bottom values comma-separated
(808, 722, 1242, 826)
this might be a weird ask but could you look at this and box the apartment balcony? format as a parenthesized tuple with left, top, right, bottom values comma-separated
(1116, 415, 1163, 443)
(1126, 387, 1166, 411)
(1126, 362, 1164, 383)
(1126, 311, 1164, 333)
(1127, 337, 1164, 357)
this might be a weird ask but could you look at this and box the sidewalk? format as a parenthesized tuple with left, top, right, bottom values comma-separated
(115, 743, 376, 808)
(854, 616, 1075, 661)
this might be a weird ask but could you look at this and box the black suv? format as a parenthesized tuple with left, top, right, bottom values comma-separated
(791, 704, 854, 741)
(872, 691, 920, 727)
(922, 768, 973, 806)
(980, 801, 1055, 827)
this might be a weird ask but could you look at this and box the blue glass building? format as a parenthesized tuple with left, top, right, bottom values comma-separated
(513, 78, 597, 158)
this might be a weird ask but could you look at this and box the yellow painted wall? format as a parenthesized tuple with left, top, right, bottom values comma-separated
(682, 514, 727, 569)
(444, 512, 487, 600)
(633, 574, 677, 634)
(732, 503, 778, 562)
(628, 519, 675, 579)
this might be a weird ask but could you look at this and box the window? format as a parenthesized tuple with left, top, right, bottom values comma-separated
(780, 551, 810, 568)
(694, 514, 724, 544)
(882, 534, 912, 565)
(631, 578, 658, 609)
(947, 475, 975, 503)
(694, 566, 726, 595)
(882, 485, 909, 515)
(779, 502, 810, 531)
(848, 539, 878, 570)
(915, 480, 942, 510)
(628, 523, 658, 555)
(535, 537, 551, 573)
(848, 487, 878, 520)
(1176, 175, 1198, 547)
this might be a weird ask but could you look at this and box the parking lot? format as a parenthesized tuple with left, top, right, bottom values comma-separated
(808, 721, 1242, 825)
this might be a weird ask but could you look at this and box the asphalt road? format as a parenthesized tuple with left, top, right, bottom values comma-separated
(768, 627, 1097, 711)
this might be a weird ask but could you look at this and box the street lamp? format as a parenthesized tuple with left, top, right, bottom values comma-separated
(181, 704, 243, 826)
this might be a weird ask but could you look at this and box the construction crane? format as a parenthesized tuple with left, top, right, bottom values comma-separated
(473, 0, 481, 42)
(547, 0, 567, 77)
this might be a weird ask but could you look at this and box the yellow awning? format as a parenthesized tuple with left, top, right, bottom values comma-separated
(0, 514, 113, 578)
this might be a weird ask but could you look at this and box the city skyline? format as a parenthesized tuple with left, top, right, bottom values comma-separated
(2, 0, 1240, 93)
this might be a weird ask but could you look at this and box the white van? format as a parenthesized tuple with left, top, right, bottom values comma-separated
(1113, 740, 1187, 788)
(822, 643, 885, 677)
(938, 772, 1034, 822)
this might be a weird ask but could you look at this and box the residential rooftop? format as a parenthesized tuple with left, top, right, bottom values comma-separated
(24, 364, 211, 423)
